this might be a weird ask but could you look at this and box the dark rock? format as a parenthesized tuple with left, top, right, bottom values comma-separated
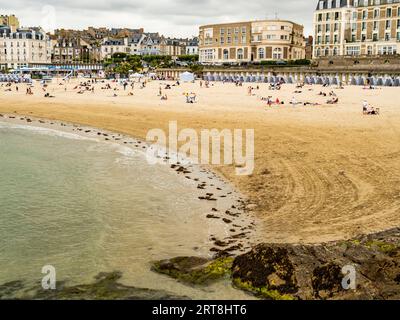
(231, 229, 400, 300)
(206, 214, 219, 219)
(151, 257, 233, 286)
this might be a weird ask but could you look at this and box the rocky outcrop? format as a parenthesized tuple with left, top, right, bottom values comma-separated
(231, 228, 400, 300)
(151, 256, 233, 286)
(150, 228, 400, 300)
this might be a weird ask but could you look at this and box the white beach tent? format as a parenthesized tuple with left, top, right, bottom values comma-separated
(180, 71, 195, 82)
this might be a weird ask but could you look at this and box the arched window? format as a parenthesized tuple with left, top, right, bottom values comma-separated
(237, 48, 244, 60)
(316, 48, 321, 57)
(223, 49, 229, 60)
(258, 47, 265, 59)
(324, 48, 330, 56)
(333, 47, 338, 56)
(273, 47, 282, 59)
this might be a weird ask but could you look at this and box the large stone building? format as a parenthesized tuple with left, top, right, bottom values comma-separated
(313, 0, 400, 58)
(198, 19, 305, 64)
(0, 26, 51, 70)
(0, 15, 20, 32)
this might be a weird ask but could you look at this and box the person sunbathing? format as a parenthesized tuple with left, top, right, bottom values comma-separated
(366, 106, 380, 115)
(327, 97, 339, 104)
(303, 102, 321, 106)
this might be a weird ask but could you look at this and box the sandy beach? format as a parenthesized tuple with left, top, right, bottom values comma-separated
(1, 78, 399, 244)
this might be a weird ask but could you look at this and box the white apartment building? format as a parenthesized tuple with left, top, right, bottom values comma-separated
(0, 27, 51, 70)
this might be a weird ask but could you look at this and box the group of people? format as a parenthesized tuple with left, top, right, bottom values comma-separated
(183, 92, 197, 103)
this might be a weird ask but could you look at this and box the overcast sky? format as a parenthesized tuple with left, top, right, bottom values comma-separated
(3, 0, 316, 37)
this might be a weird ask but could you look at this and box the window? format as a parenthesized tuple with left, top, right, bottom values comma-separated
(333, 47, 338, 55)
(362, 10, 367, 20)
(325, 35, 330, 43)
(258, 47, 265, 59)
(334, 34, 338, 43)
(334, 23, 339, 31)
(326, 24, 331, 32)
(378, 45, 396, 55)
(273, 47, 282, 59)
(223, 49, 229, 60)
(387, 8, 392, 18)
(237, 48, 244, 59)
(346, 46, 360, 56)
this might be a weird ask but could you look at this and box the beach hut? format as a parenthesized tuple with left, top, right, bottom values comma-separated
(384, 78, 393, 87)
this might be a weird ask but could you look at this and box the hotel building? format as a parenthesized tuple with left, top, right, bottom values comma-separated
(313, 0, 400, 58)
(199, 20, 305, 64)
(0, 26, 51, 70)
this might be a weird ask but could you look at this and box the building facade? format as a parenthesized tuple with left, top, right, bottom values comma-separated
(0, 15, 20, 32)
(199, 20, 305, 64)
(313, 0, 400, 58)
(51, 37, 101, 63)
(185, 37, 199, 55)
(0, 27, 51, 70)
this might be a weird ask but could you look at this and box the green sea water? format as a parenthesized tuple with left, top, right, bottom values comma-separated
(0, 122, 251, 299)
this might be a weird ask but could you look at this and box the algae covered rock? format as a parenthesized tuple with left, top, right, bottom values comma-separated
(1, 272, 188, 300)
(232, 244, 298, 300)
(151, 256, 234, 285)
(231, 228, 400, 300)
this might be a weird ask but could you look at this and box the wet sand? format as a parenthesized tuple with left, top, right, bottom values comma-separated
(1, 78, 400, 244)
